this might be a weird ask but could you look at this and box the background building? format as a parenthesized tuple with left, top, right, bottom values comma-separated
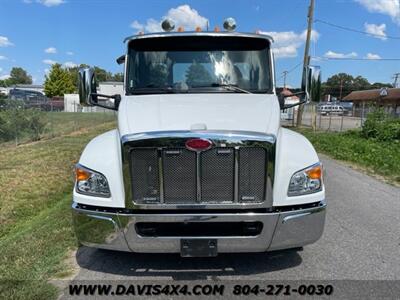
(343, 88, 400, 117)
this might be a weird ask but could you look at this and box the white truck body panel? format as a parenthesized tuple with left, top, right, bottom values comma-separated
(118, 94, 280, 137)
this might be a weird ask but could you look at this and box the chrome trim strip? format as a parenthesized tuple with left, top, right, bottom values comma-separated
(124, 31, 274, 44)
(87, 214, 119, 230)
(196, 152, 201, 203)
(121, 130, 276, 144)
(282, 212, 312, 223)
(234, 147, 239, 203)
(158, 149, 164, 203)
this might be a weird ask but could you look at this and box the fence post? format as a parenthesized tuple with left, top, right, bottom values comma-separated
(328, 113, 332, 131)
(340, 115, 344, 132)
(361, 101, 365, 127)
(318, 113, 321, 130)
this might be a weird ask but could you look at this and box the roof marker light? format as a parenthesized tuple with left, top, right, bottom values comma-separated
(177, 26, 184, 32)
(214, 26, 220, 32)
(195, 26, 202, 32)
(223, 17, 237, 31)
(161, 18, 175, 32)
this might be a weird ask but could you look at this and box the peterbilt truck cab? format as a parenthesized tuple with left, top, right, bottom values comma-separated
(72, 19, 326, 257)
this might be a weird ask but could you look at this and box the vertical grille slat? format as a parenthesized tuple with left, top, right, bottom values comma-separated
(162, 148, 197, 204)
(239, 148, 267, 202)
(130, 149, 160, 203)
(201, 148, 235, 202)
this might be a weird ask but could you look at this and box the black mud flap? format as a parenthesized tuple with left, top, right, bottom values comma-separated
(180, 239, 218, 257)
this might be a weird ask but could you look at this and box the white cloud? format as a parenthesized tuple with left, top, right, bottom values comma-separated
(44, 68, 50, 74)
(37, 0, 65, 7)
(364, 23, 387, 40)
(0, 36, 14, 47)
(44, 47, 57, 54)
(66, 51, 74, 55)
(259, 29, 319, 58)
(0, 67, 2, 72)
(0, 74, 11, 80)
(356, 0, 400, 25)
(131, 4, 208, 33)
(324, 51, 358, 58)
(43, 59, 57, 65)
(63, 61, 77, 68)
(365, 53, 381, 59)
(0, 55, 7, 60)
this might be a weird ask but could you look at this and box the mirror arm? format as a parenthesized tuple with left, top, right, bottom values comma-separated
(282, 99, 307, 110)
(90, 93, 121, 111)
(279, 91, 306, 110)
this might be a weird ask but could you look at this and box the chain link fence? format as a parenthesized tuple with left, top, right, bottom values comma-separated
(281, 102, 393, 131)
(0, 96, 116, 147)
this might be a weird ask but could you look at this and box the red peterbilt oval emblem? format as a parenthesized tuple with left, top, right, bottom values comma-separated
(185, 138, 212, 151)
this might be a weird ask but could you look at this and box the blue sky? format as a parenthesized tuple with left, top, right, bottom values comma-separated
(0, 0, 399, 88)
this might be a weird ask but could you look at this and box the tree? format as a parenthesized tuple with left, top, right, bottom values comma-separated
(94, 66, 112, 83)
(370, 82, 393, 89)
(112, 72, 124, 82)
(185, 62, 213, 86)
(323, 73, 372, 99)
(7, 67, 32, 85)
(44, 63, 75, 98)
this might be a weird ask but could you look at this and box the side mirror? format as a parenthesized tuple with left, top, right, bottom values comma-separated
(279, 65, 321, 110)
(78, 67, 98, 106)
(303, 65, 321, 103)
(78, 67, 121, 111)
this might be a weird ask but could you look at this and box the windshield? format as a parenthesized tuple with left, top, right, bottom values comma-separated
(127, 35, 272, 94)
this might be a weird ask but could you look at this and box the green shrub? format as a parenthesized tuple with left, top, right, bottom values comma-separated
(0, 102, 47, 143)
(361, 108, 400, 141)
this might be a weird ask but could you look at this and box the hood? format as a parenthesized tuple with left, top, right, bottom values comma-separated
(118, 93, 280, 137)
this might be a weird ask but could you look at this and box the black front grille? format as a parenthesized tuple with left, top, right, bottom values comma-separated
(130, 149, 160, 203)
(129, 146, 267, 204)
(239, 148, 267, 202)
(162, 149, 197, 204)
(201, 148, 235, 202)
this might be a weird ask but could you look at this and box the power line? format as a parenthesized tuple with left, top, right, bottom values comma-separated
(277, 61, 303, 82)
(312, 56, 400, 61)
(314, 19, 400, 40)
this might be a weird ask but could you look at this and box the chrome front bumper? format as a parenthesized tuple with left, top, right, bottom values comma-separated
(71, 201, 326, 253)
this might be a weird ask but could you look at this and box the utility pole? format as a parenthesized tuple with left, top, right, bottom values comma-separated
(282, 71, 288, 88)
(296, 0, 315, 127)
(393, 73, 400, 88)
(339, 78, 343, 100)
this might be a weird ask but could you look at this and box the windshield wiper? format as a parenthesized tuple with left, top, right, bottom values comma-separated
(191, 83, 252, 94)
(130, 85, 177, 94)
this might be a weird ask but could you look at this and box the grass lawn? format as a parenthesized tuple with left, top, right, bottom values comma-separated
(296, 128, 400, 185)
(0, 116, 116, 299)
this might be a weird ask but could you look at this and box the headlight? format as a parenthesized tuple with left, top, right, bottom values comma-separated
(75, 164, 110, 197)
(288, 163, 323, 196)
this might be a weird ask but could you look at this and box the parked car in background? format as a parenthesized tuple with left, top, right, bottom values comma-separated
(318, 104, 345, 115)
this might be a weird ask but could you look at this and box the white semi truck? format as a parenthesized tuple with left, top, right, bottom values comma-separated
(72, 18, 325, 257)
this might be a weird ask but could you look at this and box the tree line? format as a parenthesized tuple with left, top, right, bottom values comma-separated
(1, 66, 394, 100)
(321, 73, 392, 99)
(0, 65, 123, 98)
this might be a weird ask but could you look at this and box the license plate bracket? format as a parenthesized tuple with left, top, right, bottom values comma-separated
(180, 239, 218, 257)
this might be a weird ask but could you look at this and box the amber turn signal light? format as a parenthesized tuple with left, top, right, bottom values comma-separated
(76, 167, 90, 181)
(306, 165, 322, 180)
